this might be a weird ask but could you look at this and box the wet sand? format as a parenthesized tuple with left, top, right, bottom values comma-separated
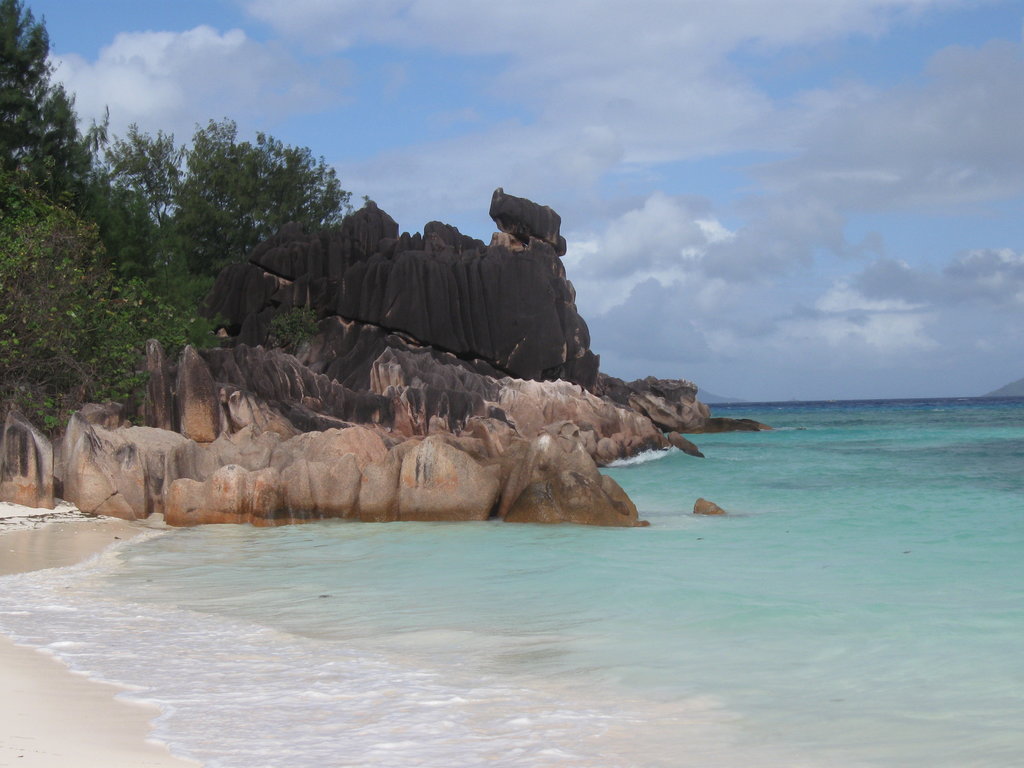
(0, 504, 198, 767)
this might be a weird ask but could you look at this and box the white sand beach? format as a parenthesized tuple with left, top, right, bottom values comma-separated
(0, 502, 198, 767)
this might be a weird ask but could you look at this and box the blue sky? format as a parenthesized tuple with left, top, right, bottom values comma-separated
(31, 0, 1024, 400)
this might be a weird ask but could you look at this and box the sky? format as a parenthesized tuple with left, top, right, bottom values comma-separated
(29, 0, 1024, 400)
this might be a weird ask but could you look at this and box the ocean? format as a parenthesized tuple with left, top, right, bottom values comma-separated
(1, 397, 1022, 767)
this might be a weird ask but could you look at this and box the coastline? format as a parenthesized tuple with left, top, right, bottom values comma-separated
(0, 503, 198, 767)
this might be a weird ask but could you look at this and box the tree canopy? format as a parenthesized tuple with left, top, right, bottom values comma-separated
(0, 3, 354, 429)
(174, 118, 350, 276)
(0, 170, 200, 429)
(0, 0, 92, 201)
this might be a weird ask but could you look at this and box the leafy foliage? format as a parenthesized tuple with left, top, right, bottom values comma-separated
(176, 118, 350, 276)
(0, 171, 203, 430)
(0, 0, 92, 203)
(98, 118, 352, 306)
(0, 6, 352, 430)
(269, 307, 320, 352)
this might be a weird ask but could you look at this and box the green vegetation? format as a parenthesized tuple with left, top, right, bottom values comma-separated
(176, 118, 350, 277)
(0, 171, 201, 429)
(0, 0, 93, 203)
(0, 0, 352, 429)
(103, 117, 350, 286)
(269, 306, 320, 352)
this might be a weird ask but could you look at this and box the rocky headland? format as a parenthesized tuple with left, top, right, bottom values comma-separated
(0, 189, 766, 527)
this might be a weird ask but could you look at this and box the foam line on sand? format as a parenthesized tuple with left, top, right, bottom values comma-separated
(0, 503, 198, 767)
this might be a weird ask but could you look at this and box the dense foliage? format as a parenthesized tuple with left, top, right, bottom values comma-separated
(176, 119, 350, 276)
(269, 306, 320, 352)
(0, 0, 352, 429)
(103, 118, 350, 282)
(0, 0, 94, 202)
(0, 171, 199, 429)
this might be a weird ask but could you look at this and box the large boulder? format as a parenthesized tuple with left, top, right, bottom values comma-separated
(356, 440, 418, 522)
(396, 436, 500, 521)
(667, 431, 704, 458)
(599, 375, 709, 433)
(497, 378, 667, 463)
(489, 187, 567, 256)
(61, 416, 190, 519)
(497, 432, 644, 527)
(0, 410, 54, 509)
(504, 470, 640, 527)
(176, 345, 221, 443)
(202, 192, 599, 389)
(280, 455, 361, 519)
(271, 426, 388, 472)
(165, 465, 283, 526)
(143, 339, 176, 432)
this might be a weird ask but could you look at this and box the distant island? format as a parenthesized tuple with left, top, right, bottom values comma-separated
(698, 390, 745, 404)
(985, 376, 1024, 397)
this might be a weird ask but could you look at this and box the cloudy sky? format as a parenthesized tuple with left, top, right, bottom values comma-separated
(33, 0, 1024, 400)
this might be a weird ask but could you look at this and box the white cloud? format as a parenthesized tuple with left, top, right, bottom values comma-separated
(784, 308, 937, 353)
(855, 248, 1024, 307)
(816, 283, 922, 313)
(755, 40, 1024, 211)
(247, 0, 979, 228)
(51, 26, 347, 140)
(560, 193, 735, 316)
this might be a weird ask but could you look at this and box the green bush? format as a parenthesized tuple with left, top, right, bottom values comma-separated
(0, 171, 208, 430)
(269, 306, 319, 351)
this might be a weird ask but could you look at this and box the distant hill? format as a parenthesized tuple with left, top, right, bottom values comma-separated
(698, 389, 745, 404)
(985, 376, 1024, 397)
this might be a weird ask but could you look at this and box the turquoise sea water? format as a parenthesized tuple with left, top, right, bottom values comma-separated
(1, 397, 1022, 767)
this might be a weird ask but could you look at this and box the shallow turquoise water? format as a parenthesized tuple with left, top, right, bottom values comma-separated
(1, 398, 1021, 766)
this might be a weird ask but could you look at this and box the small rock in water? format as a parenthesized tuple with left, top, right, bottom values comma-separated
(693, 497, 726, 516)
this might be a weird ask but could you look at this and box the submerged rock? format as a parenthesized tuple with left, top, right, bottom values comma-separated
(693, 498, 727, 516)
(667, 431, 704, 458)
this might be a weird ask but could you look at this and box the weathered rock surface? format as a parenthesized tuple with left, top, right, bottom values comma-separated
(0, 410, 54, 509)
(693, 498, 727, 516)
(49, 386, 643, 528)
(61, 415, 190, 519)
(700, 416, 772, 433)
(165, 465, 283, 527)
(396, 436, 500, 521)
(204, 191, 598, 389)
(177, 345, 221, 443)
(500, 431, 643, 527)
(598, 374, 767, 435)
(598, 375, 709, 433)
(489, 187, 567, 256)
(667, 431, 704, 458)
(144, 339, 176, 432)
(3, 190, 769, 529)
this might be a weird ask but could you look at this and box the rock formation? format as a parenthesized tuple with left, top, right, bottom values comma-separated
(693, 498, 727, 516)
(598, 374, 770, 434)
(204, 190, 598, 389)
(1, 189, 766, 528)
(0, 410, 54, 509)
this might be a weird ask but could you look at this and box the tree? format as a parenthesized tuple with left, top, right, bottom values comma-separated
(0, 0, 92, 201)
(106, 123, 183, 229)
(0, 170, 200, 430)
(101, 123, 184, 285)
(176, 118, 350, 276)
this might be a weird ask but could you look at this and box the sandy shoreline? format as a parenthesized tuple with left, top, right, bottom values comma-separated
(0, 503, 198, 767)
